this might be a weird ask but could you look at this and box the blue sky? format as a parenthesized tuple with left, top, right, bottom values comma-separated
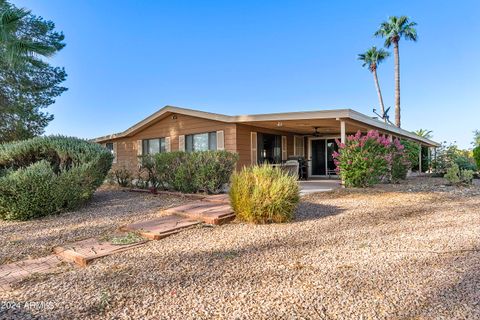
(15, 0, 480, 148)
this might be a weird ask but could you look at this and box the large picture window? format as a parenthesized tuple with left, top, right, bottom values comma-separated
(186, 132, 217, 152)
(142, 138, 166, 155)
(257, 133, 282, 164)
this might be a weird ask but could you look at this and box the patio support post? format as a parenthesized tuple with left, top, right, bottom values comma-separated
(340, 120, 346, 187)
(418, 144, 422, 174)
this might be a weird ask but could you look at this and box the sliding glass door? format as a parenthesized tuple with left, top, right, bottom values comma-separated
(309, 138, 339, 177)
(311, 139, 326, 175)
(326, 139, 339, 173)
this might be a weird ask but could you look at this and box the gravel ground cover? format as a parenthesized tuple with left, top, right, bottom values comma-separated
(0, 187, 186, 264)
(1, 178, 479, 319)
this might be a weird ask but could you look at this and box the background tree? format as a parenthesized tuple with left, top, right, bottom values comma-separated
(358, 46, 389, 121)
(375, 16, 417, 128)
(0, 0, 66, 143)
(472, 130, 480, 171)
(472, 130, 480, 147)
(414, 129, 433, 139)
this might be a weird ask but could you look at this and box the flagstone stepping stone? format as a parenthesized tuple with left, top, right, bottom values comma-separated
(165, 201, 235, 225)
(53, 237, 146, 267)
(0, 255, 64, 292)
(203, 194, 230, 204)
(120, 215, 202, 240)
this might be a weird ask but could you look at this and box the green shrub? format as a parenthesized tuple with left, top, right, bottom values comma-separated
(229, 165, 300, 224)
(455, 155, 477, 172)
(0, 136, 113, 220)
(333, 131, 411, 187)
(401, 139, 420, 169)
(474, 146, 480, 171)
(432, 142, 477, 174)
(445, 164, 474, 185)
(112, 166, 132, 187)
(153, 151, 238, 194)
(388, 139, 411, 182)
(462, 169, 474, 183)
(333, 131, 389, 187)
(138, 155, 160, 189)
(445, 164, 461, 184)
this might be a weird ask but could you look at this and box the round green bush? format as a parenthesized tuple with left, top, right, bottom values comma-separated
(151, 150, 238, 194)
(474, 146, 480, 171)
(0, 136, 113, 220)
(229, 165, 300, 224)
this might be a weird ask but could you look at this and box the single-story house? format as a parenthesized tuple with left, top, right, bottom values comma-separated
(94, 105, 440, 178)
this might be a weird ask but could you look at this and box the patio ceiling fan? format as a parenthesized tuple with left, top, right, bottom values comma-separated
(312, 127, 321, 137)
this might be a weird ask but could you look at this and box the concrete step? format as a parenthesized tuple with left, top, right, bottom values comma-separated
(164, 201, 235, 225)
(53, 237, 146, 267)
(120, 215, 202, 240)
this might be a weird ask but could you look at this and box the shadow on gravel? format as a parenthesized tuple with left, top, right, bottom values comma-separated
(294, 201, 344, 222)
(395, 247, 480, 319)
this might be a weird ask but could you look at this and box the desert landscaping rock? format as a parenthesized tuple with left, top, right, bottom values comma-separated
(0, 187, 186, 264)
(0, 178, 479, 319)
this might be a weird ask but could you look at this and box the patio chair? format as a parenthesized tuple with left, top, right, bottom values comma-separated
(283, 160, 300, 178)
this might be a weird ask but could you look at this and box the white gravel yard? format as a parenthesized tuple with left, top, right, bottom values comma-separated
(0, 187, 186, 264)
(1, 178, 480, 319)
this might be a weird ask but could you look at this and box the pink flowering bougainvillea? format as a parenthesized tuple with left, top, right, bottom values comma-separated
(333, 130, 410, 187)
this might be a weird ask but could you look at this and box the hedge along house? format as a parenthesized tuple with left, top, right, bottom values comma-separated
(94, 106, 440, 178)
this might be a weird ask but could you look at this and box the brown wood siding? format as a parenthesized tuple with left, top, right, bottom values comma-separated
(235, 124, 296, 169)
(101, 116, 302, 174)
(103, 114, 236, 174)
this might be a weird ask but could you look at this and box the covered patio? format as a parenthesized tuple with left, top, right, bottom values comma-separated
(237, 109, 440, 178)
(299, 179, 341, 195)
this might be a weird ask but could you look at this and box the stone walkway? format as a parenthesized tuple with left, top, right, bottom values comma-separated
(53, 237, 147, 267)
(0, 193, 233, 291)
(0, 255, 64, 291)
(121, 215, 202, 240)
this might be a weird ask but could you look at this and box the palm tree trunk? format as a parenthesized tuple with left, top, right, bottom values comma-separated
(372, 69, 386, 122)
(394, 41, 400, 127)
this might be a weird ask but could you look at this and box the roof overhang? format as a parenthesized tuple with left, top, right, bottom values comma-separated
(94, 105, 440, 147)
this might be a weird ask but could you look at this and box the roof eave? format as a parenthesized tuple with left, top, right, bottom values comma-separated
(347, 110, 440, 147)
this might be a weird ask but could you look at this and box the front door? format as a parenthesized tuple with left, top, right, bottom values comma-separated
(311, 139, 326, 176)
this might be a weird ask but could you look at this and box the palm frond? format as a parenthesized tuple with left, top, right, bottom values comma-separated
(375, 16, 418, 46)
(0, 5, 59, 68)
(0, 7, 30, 39)
(358, 46, 389, 71)
(414, 129, 433, 139)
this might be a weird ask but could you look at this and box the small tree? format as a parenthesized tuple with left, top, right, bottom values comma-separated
(432, 142, 477, 174)
(0, 1, 67, 143)
(333, 131, 410, 187)
(388, 138, 411, 182)
(333, 131, 388, 187)
(445, 164, 474, 185)
(473, 146, 480, 171)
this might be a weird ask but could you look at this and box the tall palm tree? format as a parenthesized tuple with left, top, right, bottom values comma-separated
(358, 46, 390, 121)
(375, 16, 417, 128)
(0, 4, 56, 68)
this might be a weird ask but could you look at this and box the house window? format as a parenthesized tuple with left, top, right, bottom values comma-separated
(142, 138, 166, 155)
(294, 136, 304, 156)
(105, 142, 117, 163)
(105, 142, 114, 153)
(185, 132, 217, 152)
(257, 133, 282, 164)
